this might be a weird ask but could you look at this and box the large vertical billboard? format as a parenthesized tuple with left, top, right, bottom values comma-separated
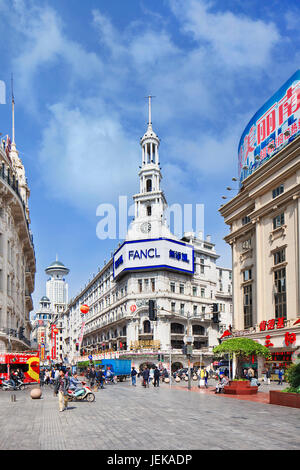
(238, 70, 300, 184)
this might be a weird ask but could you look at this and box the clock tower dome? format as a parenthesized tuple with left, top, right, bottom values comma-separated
(126, 97, 174, 241)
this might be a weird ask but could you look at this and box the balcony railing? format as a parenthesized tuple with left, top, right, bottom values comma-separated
(0, 327, 31, 347)
(0, 163, 34, 247)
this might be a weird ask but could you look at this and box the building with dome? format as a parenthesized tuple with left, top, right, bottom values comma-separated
(31, 258, 69, 363)
(64, 99, 232, 370)
(45, 257, 69, 315)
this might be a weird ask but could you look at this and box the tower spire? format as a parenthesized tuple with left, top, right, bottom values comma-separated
(146, 95, 155, 129)
(11, 73, 15, 144)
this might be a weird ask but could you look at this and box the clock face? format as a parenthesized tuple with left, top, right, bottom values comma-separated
(140, 222, 151, 233)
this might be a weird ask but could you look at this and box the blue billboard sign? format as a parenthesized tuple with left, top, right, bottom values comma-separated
(238, 70, 300, 184)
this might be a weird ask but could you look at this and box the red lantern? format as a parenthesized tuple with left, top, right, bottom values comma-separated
(80, 304, 89, 314)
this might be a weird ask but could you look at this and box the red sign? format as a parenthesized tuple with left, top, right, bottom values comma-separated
(259, 317, 285, 331)
(284, 332, 296, 347)
(130, 305, 137, 312)
(0, 353, 39, 384)
(265, 335, 274, 348)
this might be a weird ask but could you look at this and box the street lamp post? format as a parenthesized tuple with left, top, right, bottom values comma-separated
(186, 313, 193, 391)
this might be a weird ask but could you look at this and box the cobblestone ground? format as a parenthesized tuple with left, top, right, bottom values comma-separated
(0, 379, 299, 450)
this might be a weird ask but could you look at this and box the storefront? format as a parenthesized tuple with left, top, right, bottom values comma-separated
(263, 349, 296, 381)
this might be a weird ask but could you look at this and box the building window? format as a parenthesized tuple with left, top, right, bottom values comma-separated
(193, 305, 198, 315)
(243, 269, 252, 282)
(272, 184, 284, 199)
(144, 279, 149, 291)
(274, 268, 286, 319)
(151, 278, 155, 292)
(219, 282, 223, 292)
(180, 303, 185, 315)
(242, 215, 251, 225)
(146, 179, 152, 192)
(147, 205, 152, 216)
(171, 323, 184, 334)
(179, 284, 184, 294)
(243, 284, 253, 328)
(201, 306, 205, 313)
(138, 280, 143, 293)
(143, 320, 151, 333)
(273, 248, 285, 265)
(171, 302, 176, 313)
(273, 213, 285, 230)
(192, 286, 197, 296)
(201, 288, 205, 298)
(170, 282, 175, 293)
(193, 324, 205, 335)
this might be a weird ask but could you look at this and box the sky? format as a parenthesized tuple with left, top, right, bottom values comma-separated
(0, 0, 299, 310)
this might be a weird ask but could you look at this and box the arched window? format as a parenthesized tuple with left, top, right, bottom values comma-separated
(192, 324, 205, 335)
(143, 320, 151, 333)
(146, 179, 152, 192)
(171, 323, 184, 334)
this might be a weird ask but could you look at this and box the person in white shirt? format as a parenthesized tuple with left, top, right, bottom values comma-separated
(149, 367, 155, 385)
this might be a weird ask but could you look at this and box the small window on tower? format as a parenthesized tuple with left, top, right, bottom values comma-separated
(146, 179, 152, 192)
(147, 206, 152, 216)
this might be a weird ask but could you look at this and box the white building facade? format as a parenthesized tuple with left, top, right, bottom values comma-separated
(0, 99, 35, 352)
(65, 102, 232, 371)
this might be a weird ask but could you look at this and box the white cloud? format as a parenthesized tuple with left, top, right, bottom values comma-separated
(38, 100, 138, 212)
(2, 0, 285, 216)
(170, 0, 280, 68)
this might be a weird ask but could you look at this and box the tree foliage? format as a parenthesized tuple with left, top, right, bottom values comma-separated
(213, 337, 271, 359)
(285, 363, 300, 392)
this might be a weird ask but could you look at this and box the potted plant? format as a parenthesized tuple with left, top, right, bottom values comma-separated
(269, 362, 300, 408)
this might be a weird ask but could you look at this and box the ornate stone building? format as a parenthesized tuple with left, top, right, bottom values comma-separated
(0, 98, 35, 351)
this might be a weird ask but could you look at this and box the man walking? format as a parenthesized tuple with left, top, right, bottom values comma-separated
(154, 367, 160, 387)
(96, 368, 105, 389)
(142, 366, 150, 388)
(55, 370, 69, 412)
(131, 367, 137, 386)
(88, 366, 97, 389)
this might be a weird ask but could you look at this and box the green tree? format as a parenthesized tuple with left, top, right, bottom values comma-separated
(285, 363, 300, 392)
(213, 337, 271, 379)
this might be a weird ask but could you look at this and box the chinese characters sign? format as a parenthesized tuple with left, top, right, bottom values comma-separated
(238, 70, 300, 184)
(259, 318, 285, 331)
(130, 340, 161, 350)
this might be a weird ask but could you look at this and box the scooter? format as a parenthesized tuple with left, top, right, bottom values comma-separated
(67, 382, 95, 402)
(1, 379, 25, 391)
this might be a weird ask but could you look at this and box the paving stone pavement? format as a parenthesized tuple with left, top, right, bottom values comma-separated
(0, 379, 299, 450)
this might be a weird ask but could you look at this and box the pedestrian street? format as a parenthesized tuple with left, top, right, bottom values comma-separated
(0, 380, 299, 450)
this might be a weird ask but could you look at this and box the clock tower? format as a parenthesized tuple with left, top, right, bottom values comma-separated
(127, 97, 174, 241)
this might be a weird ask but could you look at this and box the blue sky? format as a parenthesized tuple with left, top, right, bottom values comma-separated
(0, 0, 299, 309)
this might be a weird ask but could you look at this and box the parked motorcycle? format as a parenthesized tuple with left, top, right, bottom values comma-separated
(1, 379, 25, 391)
(67, 382, 95, 402)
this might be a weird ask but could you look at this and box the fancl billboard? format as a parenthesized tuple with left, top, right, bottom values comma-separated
(238, 70, 300, 184)
(113, 238, 194, 279)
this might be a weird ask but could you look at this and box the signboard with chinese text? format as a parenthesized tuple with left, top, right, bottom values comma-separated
(238, 70, 300, 184)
